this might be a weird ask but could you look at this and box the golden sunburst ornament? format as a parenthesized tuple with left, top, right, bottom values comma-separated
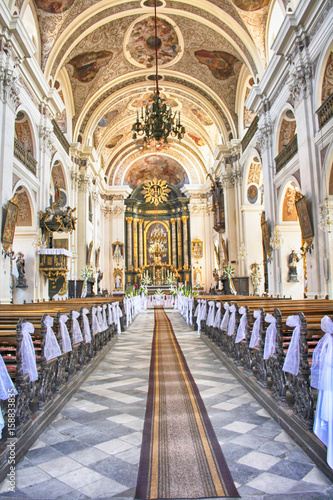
(142, 177, 171, 206)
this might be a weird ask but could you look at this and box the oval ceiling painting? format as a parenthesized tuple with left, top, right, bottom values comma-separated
(127, 17, 181, 68)
(35, 0, 74, 13)
(125, 155, 188, 189)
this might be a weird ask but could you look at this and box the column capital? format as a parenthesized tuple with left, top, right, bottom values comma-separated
(125, 217, 133, 224)
(138, 219, 144, 225)
(181, 215, 189, 223)
(170, 218, 176, 225)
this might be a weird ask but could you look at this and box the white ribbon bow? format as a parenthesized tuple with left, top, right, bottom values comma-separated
(72, 311, 83, 344)
(59, 315, 72, 353)
(206, 301, 215, 327)
(283, 315, 302, 375)
(249, 310, 261, 348)
(263, 313, 277, 360)
(0, 354, 17, 400)
(235, 307, 247, 343)
(102, 305, 108, 330)
(227, 305, 237, 336)
(108, 303, 113, 325)
(220, 303, 230, 331)
(21, 322, 38, 382)
(91, 307, 102, 334)
(82, 308, 92, 343)
(311, 316, 333, 391)
(44, 315, 61, 361)
(213, 303, 222, 328)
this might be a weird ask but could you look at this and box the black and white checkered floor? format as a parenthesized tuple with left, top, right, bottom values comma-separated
(1, 310, 332, 499)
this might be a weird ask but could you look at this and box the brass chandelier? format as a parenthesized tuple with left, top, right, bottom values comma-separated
(131, 0, 185, 145)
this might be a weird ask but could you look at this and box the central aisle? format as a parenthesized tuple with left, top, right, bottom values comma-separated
(1, 309, 332, 499)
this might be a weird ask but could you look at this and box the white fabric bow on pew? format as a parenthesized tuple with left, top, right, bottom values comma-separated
(102, 305, 109, 330)
(263, 314, 277, 360)
(282, 315, 302, 376)
(206, 301, 215, 327)
(235, 307, 247, 343)
(82, 309, 92, 343)
(213, 303, 222, 328)
(227, 305, 237, 336)
(44, 316, 62, 361)
(108, 303, 113, 326)
(249, 310, 261, 348)
(59, 315, 72, 353)
(220, 303, 230, 331)
(91, 307, 102, 334)
(112, 302, 122, 334)
(0, 354, 17, 438)
(188, 298, 194, 325)
(72, 311, 84, 344)
(97, 306, 106, 331)
(21, 322, 38, 382)
(311, 315, 333, 470)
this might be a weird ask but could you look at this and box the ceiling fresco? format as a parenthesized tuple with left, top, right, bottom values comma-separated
(194, 50, 240, 80)
(124, 155, 189, 189)
(25, 0, 278, 188)
(127, 16, 181, 68)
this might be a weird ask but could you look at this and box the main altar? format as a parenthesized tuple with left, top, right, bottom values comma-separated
(124, 179, 191, 287)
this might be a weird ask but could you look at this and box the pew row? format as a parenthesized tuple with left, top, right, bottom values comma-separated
(0, 299, 129, 482)
(177, 294, 333, 481)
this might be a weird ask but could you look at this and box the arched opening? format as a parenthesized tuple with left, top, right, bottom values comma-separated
(275, 108, 298, 174)
(278, 181, 304, 299)
(11, 185, 36, 304)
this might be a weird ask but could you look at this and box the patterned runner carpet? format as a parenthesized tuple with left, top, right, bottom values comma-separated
(135, 308, 239, 499)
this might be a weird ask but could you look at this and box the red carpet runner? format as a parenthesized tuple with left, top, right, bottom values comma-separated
(136, 308, 239, 499)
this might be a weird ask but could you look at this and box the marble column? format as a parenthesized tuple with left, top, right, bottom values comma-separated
(126, 217, 133, 269)
(133, 218, 138, 270)
(182, 216, 189, 269)
(138, 219, 144, 269)
(170, 218, 177, 269)
(177, 218, 182, 269)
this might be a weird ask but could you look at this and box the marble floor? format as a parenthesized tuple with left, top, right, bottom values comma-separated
(0, 309, 332, 500)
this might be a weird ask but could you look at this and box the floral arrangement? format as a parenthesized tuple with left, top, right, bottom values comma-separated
(155, 288, 164, 296)
(141, 275, 152, 287)
(222, 265, 235, 278)
(165, 274, 176, 286)
(139, 285, 148, 296)
(80, 266, 93, 280)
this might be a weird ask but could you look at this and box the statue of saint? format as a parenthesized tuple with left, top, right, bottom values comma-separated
(16, 252, 28, 288)
(288, 250, 299, 282)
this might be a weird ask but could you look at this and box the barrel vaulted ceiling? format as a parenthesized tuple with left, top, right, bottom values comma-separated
(23, 0, 277, 187)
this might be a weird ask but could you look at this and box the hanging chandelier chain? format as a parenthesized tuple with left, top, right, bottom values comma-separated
(154, 0, 159, 95)
(131, 0, 185, 145)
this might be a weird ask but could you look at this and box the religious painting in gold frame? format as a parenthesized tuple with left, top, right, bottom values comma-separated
(143, 220, 171, 266)
(53, 238, 68, 250)
(191, 239, 203, 259)
(113, 268, 123, 290)
(2, 199, 19, 251)
(295, 194, 314, 242)
(112, 240, 124, 259)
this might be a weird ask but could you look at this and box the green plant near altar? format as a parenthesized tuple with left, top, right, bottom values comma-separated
(222, 265, 237, 295)
(80, 265, 93, 280)
(139, 285, 148, 296)
(222, 265, 235, 278)
(155, 288, 164, 296)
